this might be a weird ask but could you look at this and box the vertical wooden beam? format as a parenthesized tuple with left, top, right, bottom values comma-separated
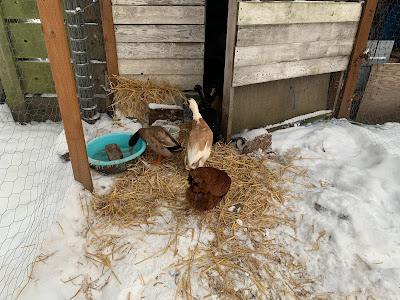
(0, 16, 31, 123)
(100, 0, 119, 112)
(327, 71, 344, 113)
(37, 0, 93, 192)
(221, 0, 238, 141)
(337, 0, 379, 118)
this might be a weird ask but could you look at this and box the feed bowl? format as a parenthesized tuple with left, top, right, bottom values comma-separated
(161, 124, 180, 139)
(86, 132, 146, 174)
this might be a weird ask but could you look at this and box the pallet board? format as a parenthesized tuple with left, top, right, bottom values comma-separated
(356, 64, 400, 123)
(235, 39, 354, 67)
(117, 42, 204, 59)
(123, 74, 202, 90)
(118, 59, 203, 75)
(236, 22, 358, 47)
(112, 5, 205, 24)
(114, 25, 205, 43)
(112, 0, 205, 5)
(233, 56, 349, 87)
(237, 2, 362, 25)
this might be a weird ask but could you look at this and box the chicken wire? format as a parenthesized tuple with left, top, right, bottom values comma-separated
(349, 0, 400, 155)
(0, 2, 89, 299)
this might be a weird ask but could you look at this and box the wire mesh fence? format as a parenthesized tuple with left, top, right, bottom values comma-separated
(0, 1, 101, 298)
(349, 0, 400, 155)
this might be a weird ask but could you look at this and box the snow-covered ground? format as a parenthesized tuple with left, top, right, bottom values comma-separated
(1, 101, 400, 299)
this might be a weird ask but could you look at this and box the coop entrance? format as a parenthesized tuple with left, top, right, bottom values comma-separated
(203, 0, 229, 101)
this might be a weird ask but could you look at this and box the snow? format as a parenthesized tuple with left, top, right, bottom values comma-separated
(2, 99, 400, 299)
(148, 103, 183, 110)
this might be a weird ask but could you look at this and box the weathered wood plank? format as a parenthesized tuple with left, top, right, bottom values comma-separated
(221, 0, 238, 141)
(236, 22, 358, 47)
(233, 56, 349, 87)
(112, 0, 205, 5)
(338, 0, 379, 118)
(18, 60, 107, 94)
(356, 64, 400, 123)
(235, 39, 354, 67)
(118, 59, 203, 75)
(112, 5, 205, 24)
(327, 71, 344, 112)
(116, 42, 204, 59)
(0, 16, 30, 122)
(238, 2, 362, 26)
(122, 74, 202, 90)
(114, 25, 205, 43)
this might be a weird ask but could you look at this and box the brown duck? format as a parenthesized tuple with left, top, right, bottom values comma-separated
(186, 167, 231, 211)
(129, 126, 182, 164)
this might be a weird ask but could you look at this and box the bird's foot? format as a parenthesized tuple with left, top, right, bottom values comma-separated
(151, 155, 163, 165)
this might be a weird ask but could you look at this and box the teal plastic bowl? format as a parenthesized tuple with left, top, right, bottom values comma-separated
(86, 132, 146, 174)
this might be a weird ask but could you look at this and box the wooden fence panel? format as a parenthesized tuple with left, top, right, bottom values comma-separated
(112, 0, 205, 5)
(118, 59, 203, 75)
(124, 74, 202, 90)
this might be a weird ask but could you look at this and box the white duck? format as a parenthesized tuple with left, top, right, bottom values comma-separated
(184, 98, 213, 170)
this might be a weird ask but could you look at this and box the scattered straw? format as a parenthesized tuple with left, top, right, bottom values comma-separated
(110, 76, 186, 125)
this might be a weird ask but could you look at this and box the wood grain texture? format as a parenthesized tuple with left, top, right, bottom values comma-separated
(237, 2, 362, 25)
(327, 71, 344, 112)
(116, 42, 204, 59)
(112, 5, 205, 24)
(233, 56, 349, 87)
(26, 96, 61, 122)
(235, 39, 354, 67)
(221, 0, 239, 141)
(36, 0, 93, 191)
(0, 16, 30, 122)
(338, 0, 379, 118)
(122, 74, 202, 90)
(118, 59, 203, 75)
(112, 0, 205, 5)
(356, 64, 400, 123)
(114, 25, 205, 43)
(231, 74, 330, 135)
(236, 22, 358, 47)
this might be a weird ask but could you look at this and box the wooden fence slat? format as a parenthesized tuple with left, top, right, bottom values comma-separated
(18, 61, 107, 94)
(235, 39, 354, 67)
(338, 0, 379, 118)
(114, 25, 205, 43)
(1, 0, 40, 19)
(117, 42, 204, 59)
(122, 74, 202, 90)
(112, 0, 205, 5)
(236, 22, 359, 47)
(237, 2, 362, 26)
(232, 56, 349, 87)
(25, 96, 61, 122)
(0, 16, 30, 122)
(112, 5, 205, 24)
(118, 59, 203, 75)
(36, 0, 93, 192)
(9, 22, 105, 60)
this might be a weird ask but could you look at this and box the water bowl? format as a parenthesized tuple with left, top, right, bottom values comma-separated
(86, 132, 146, 174)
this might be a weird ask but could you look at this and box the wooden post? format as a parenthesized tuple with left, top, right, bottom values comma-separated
(37, 0, 93, 192)
(0, 16, 31, 123)
(327, 71, 344, 113)
(337, 0, 379, 118)
(221, 0, 239, 141)
(100, 0, 119, 112)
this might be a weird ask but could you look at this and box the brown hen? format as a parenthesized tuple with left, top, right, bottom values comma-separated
(186, 167, 231, 212)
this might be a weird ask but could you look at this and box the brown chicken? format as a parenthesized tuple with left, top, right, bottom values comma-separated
(186, 167, 231, 212)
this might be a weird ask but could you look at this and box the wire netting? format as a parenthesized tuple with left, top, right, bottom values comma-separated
(0, 1, 104, 298)
(350, 0, 400, 155)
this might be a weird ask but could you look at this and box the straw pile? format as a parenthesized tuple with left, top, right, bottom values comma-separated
(110, 76, 186, 125)
(89, 122, 314, 299)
